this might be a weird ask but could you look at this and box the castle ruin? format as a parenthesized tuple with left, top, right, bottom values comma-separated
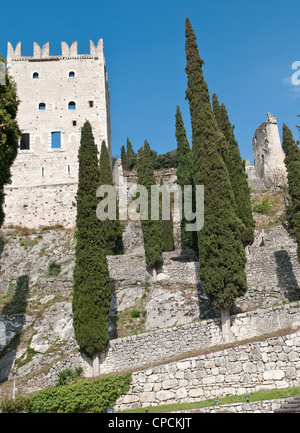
(3, 39, 111, 228)
(245, 113, 287, 189)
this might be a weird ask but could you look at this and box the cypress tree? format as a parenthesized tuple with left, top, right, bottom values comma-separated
(0, 56, 20, 226)
(175, 105, 198, 253)
(282, 124, 300, 262)
(137, 141, 164, 277)
(126, 137, 137, 170)
(72, 122, 112, 370)
(99, 140, 123, 254)
(160, 178, 174, 252)
(185, 17, 247, 341)
(120, 145, 128, 171)
(212, 94, 254, 246)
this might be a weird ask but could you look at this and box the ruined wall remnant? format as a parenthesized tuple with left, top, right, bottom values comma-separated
(246, 113, 287, 189)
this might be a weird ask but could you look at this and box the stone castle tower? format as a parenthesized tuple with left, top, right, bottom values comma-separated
(245, 113, 287, 189)
(4, 39, 111, 228)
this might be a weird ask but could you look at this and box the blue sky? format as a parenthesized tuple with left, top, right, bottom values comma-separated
(1, 0, 300, 163)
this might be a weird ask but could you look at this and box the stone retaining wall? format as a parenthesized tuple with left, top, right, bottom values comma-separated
(114, 330, 300, 411)
(90, 301, 300, 376)
(173, 397, 290, 413)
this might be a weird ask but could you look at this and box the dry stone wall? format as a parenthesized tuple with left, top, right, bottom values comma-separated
(86, 302, 300, 377)
(173, 398, 290, 413)
(114, 329, 300, 411)
(237, 225, 300, 311)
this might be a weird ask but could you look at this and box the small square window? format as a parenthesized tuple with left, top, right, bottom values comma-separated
(89, 101, 94, 108)
(72, 120, 77, 126)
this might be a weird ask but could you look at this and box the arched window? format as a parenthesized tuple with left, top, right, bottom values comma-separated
(69, 71, 75, 77)
(33, 72, 39, 79)
(39, 102, 46, 110)
(68, 101, 76, 110)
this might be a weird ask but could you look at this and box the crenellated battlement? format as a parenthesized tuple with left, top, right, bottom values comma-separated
(7, 39, 104, 61)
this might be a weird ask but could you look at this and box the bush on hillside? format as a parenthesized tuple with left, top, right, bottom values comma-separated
(0, 373, 132, 413)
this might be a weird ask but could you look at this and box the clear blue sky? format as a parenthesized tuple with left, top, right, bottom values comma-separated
(1, 0, 300, 163)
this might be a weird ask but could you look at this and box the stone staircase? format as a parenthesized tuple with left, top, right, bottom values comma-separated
(274, 395, 300, 413)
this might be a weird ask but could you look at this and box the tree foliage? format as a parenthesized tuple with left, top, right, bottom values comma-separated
(212, 93, 254, 246)
(72, 122, 112, 358)
(99, 140, 123, 254)
(282, 124, 300, 262)
(0, 55, 20, 226)
(126, 137, 137, 170)
(175, 105, 198, 253)
(120, 144, 127, 170)
(185, 17, 247, 309)
(137, 141, 164, 268)
(0, 374, 132, 413)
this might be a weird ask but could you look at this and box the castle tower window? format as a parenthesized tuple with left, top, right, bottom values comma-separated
(69, 71, 75, 77)
(42, 167, 44, 177)
(20, 133, 30, 150)
(73, 120, 77, 126)
(33, 72, 39, 79)
(39, 102, 46, 110)
(68, 101, 76, 110)
(68, 165, 71, 175)
(51, 131, 61, 149)
(89, 101, 94, 107)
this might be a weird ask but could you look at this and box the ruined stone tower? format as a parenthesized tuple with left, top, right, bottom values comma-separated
(245, 113, 287, 189)
(3, 39, 111, 228)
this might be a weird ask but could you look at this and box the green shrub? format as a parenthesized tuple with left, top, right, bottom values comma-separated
(47, 262, 61, 277)
(57, 366, 83, 386)
(252, 198, 272, 214)
(0, 373, 132, 413)
(130, 309, 140, 318)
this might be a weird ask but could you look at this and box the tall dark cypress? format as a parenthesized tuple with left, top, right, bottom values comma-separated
(282, 124, 300, 262)
(137, 141, 164, 275)
(185, 18, 247, 341)
(72, 122, 111, 362)
(126, 137, 137, 170)
(160, 178, 174, 252)
(0, 56, 20, 226)
(120, 145, 128, 171)
(212, 94, 254, 246)
(175, 105, 198, 253)
(99, 140, 123, 254)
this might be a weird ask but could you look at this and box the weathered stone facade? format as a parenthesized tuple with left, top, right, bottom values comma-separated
(4, 39, 111, 228)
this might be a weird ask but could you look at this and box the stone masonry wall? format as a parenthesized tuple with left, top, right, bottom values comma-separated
(4, 183, 77, 228)
(114, 329, 300, 411)
(90, 302, 300, 377)
(174, 397, 290, 413)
